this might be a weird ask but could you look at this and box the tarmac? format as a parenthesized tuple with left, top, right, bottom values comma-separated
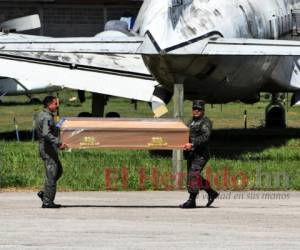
(0, 191, 299, 250)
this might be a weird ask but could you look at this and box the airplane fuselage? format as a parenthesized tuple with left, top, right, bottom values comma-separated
(137, 0, 300, 103)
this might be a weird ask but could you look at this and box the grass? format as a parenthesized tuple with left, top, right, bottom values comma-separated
(0, 90, 300, 190)
(1, 140, 299, 191)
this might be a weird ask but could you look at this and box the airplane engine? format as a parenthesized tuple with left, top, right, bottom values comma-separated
(265, 99, 286, 129)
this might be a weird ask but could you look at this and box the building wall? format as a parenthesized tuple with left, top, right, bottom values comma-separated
(0, 1, 142, 36)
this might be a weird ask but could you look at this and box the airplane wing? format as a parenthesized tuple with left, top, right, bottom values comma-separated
(201, 38, 300, 56)
(0, 33, 169, 116)
(3, 31, 300, 116)
(4, 33, 300, 56)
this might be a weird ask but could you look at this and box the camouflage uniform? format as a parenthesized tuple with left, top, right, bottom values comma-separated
(35, 108, 63, 205)
(186, 116, 213, 195)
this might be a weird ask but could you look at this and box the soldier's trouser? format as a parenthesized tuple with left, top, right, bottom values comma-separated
(187, 156, 213, 195)
(42, 156, 63, 204)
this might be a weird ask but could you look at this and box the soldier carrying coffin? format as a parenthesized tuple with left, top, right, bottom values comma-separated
(180, 100, 219, 209)
(35, 96, 67, 208)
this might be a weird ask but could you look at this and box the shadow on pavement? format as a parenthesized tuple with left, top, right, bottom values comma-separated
(61, 205, 213, 209)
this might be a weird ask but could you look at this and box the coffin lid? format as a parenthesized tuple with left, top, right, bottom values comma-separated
(59, 118, 188, 131)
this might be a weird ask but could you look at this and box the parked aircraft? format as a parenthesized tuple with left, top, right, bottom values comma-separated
(0, 14, 63, 103)
(2, 0, 300, 126)
(0, 14, 152, 112)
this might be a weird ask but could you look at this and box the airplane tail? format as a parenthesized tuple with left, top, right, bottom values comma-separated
(0, 15, 41, 32)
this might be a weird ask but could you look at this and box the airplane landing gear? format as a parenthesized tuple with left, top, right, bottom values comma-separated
(77, 93, 108, 117)
(265, 94, 286, 129)
(92, 93, 107, 117)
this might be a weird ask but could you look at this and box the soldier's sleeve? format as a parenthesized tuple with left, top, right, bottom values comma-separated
(42, 115, 62, 146)
(192, 119, 212, 148)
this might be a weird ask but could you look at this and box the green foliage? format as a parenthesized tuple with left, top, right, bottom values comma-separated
(0, 141, 299, 191)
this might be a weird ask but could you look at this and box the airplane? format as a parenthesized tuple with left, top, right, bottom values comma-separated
(0, 14, 166, 116)
(1, 0, 300, 126)
(0, 14, 63, 104)
(0, 14, 152, 111)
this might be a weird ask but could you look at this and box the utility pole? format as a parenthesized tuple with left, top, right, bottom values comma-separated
(172, 84, 184, 189)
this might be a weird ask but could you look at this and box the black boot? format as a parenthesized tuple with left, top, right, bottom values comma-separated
(179, 193, 197, 209)
(42, 202, 61, 209)
(37, 191, 44, 202)
(206, 190, 219, 207)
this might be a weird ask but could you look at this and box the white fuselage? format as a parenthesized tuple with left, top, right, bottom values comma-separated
(136, 0, 300, 102)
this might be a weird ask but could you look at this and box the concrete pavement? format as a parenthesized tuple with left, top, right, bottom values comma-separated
(0, 191, 299, 250)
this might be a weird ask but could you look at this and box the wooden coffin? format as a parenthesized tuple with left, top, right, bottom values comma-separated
(59, 118, 189, 150)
